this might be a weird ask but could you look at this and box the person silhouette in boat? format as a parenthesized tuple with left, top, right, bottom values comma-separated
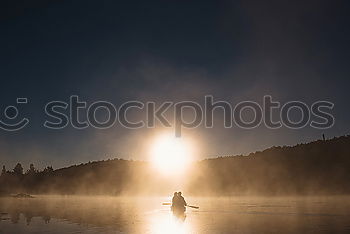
(178, 192, 187, 210)
(171, 192, 178, 212)
(171, 191, 187, 213)
(171, 192, 178, 210)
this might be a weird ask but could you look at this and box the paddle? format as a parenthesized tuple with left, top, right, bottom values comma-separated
(162, 203, 199, 209)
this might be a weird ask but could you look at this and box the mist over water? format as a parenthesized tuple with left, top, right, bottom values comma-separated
(1, 195, 350, 234)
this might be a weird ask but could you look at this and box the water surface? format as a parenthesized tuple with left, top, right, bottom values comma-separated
(1, 196, 350, 233)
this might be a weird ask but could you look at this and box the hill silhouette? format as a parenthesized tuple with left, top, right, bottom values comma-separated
(1, 135, 350, 196)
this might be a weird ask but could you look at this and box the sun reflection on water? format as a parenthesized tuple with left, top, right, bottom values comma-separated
(148, 212, 192, 234)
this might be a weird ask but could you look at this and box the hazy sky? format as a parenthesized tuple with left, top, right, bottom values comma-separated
(1, 0, 350, 169)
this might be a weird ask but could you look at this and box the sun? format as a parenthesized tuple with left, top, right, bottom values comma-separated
(149, 133, 194, 175)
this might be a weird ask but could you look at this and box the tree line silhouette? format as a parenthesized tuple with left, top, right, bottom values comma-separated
(1, 135, 350, 195)
(191, 135, 350, 195)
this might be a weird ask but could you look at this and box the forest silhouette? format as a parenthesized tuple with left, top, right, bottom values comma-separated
(1, 135, 350, 196)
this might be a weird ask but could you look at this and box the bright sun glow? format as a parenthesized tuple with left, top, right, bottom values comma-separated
(149, 133, 194, 175)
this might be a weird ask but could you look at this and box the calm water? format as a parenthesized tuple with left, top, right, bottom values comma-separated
(1, 196, 350, 233)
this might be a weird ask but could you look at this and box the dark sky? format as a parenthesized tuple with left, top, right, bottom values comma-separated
(1, 0, 349, 169)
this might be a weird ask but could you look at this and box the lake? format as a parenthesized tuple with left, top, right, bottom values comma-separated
(1, 196, 350, 233)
